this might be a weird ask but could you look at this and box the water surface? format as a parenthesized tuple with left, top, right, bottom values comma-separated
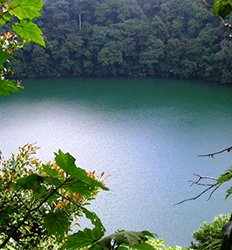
(0, 77, 232, 246)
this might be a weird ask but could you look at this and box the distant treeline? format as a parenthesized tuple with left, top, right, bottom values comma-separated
(13, 0, 232, 83)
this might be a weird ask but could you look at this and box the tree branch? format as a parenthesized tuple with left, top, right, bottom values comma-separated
(202, 0, 213, 8)
(202, 0, 232, 36)
(175, 174, 219, 206)
(198, 146, 232, 158)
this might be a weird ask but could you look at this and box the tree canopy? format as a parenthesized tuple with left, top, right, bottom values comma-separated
(9, 0, 232, 84)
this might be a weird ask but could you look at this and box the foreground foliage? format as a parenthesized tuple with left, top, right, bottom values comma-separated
(0, 0, 44, 96)
(0, 144, 168, 249)
(190, 214, 230, 250)
(0, 144, 107, 248)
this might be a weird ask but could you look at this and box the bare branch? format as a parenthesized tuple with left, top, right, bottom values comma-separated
(175, 183, 219, 206)
(198, 146, 232, 158)
(207, 184, 222, 200)
(175, 174, 219, 206)
(202, 0, 213, 8)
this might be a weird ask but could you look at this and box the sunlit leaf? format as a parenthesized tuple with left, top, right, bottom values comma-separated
(0, 79, 21, 96)
(61, 228, 98, 250)
(9, 0, 44, 20)
(213, 0, 232, 17)
(94, 231, 152, 249)
(61, 209, 105, 250)
(82, 208, 105, 238)
(226, 186, 232, 199)
(217, 168, 232, 184)
(134, 243, 156, 249)
(13, 20, 45, 46)
(55, 150, 108, 190)
(0, 50, 12, 64)
(0, 12, 11, 25)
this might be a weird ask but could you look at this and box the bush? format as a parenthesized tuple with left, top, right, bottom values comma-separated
(190, 214, 230, 250)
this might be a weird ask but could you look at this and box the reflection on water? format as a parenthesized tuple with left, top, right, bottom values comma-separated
(0, 77, 232, 246)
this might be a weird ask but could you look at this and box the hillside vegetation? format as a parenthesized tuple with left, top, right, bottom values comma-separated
(13, 0, 232, 83)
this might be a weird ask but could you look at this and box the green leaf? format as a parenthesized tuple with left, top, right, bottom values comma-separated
(0, 50, 12, 64)
(9, 0, 44, 20)
(0, 0, 10, 3)
(13, 20, 45, 46)
(55, 150, 108, 191)
(42, 164, 62, 179)
(44, 211, 71, 240)
(62, 228, 98, 250)
(82, 208, 105, 239)
(64, 180, 96, 195)
(15, 174, 48, 198)
(0, 12, 11, 25)
(0, 79, 21, 96)
(61, 209, 105, 250)
(134, 243, 156, 250)
(95, 231, 150, 249)
(213, 0, 232, 17)
(16, 174, 43, 189)
(226, 186, 232, 199)
(217, 169, 232, 184)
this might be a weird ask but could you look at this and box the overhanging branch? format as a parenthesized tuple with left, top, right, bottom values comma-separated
(175, 174, 219, 206)
(198, 146, 232, 158)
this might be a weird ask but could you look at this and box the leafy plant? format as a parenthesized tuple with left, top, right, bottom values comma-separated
(0, 0, 44, 96)
(190, 214, 230, 250)
(0, 144, 107, 249)
(0, 144, 161, 249)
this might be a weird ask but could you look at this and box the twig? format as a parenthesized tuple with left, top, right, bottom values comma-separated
(198, 146, 232, 158)
(202, 0, 213, 8)
(207, 183, 221, 200)
(174, 183, 219, 206)
(175, 173, 219, 206)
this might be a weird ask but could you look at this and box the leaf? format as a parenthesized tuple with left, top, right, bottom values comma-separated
(0, 51, 12, 64)
(13, 20, 45, 46)
(61, 228, 99, 250)
(225, 186, 232, 199)
(44, 211, 71, 240)
(64, 180, 96, 195)
(0, 12, 11, 25)
(134, 243, 156, 249)
(82, 208, 105, 239)
(42, 164, 62, 178)
(61, 209, 105, 250)
(15, 173, 48, 198)
(0, 79, 21, 96)
(95, 231, 149, 249)
(55, 150, 108, 191)
(213, 0, 232, 17)
(16, 174, 43, 189)
(9, 0, 44, 20)
(217, 169, 232, 184)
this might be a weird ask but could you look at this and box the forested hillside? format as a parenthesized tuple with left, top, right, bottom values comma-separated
(13, 0, 232, 83)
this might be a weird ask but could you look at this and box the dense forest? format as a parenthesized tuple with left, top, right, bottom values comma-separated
(12, 0, 232, 83)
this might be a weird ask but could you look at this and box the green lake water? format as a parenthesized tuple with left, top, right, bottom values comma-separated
(1, 77, 232, 246)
